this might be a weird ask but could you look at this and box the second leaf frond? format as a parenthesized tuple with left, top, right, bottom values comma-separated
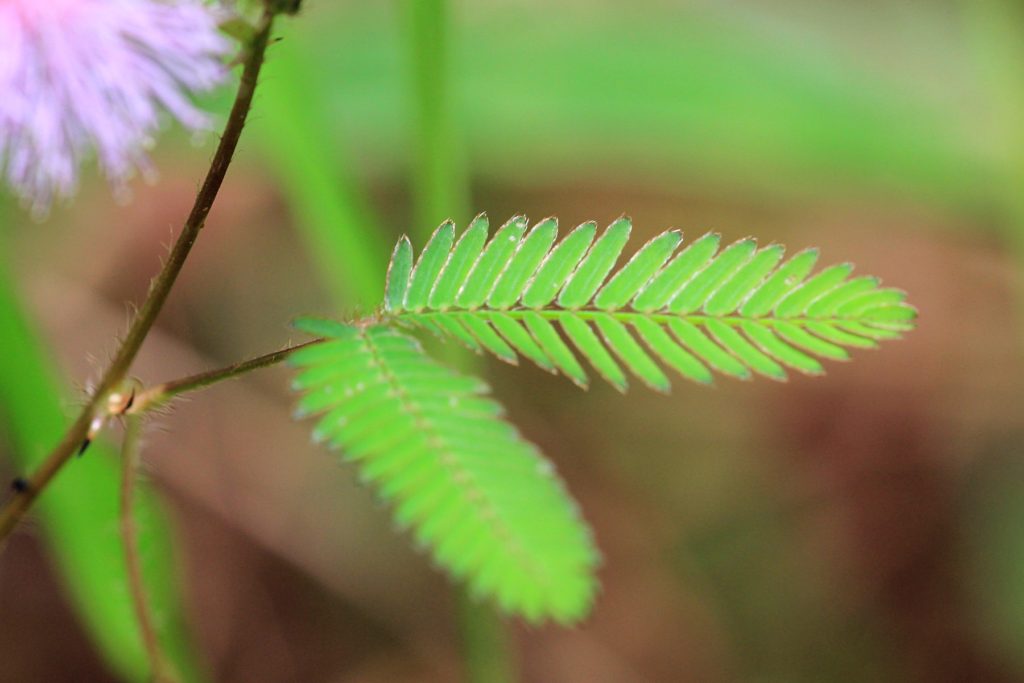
(382, 215, 917, 391)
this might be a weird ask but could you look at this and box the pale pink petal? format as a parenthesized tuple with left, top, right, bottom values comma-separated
(0, 0, 231, 216)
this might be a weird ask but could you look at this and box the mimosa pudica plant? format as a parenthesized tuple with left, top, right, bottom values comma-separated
(288, 213, 916, 623)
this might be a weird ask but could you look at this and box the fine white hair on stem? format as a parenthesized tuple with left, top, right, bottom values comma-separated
(0, 0, 231, 218)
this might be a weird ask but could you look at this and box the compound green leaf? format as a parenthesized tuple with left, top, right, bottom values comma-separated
(860, 304, 917, 328)
(804, 321, 877, 349)
(433, 314, 483, 353)
(839, 321, 904, 340)
(805, 275, 879, 318)
(382, 217, 915, 390)
(836, 289, 909, 316)
(290, 322, 598, 623)
(772, 321, 849, 361)
(705, 319, 787, 380)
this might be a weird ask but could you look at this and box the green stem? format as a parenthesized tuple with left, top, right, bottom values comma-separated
(961, 0, 1024, 324)
(403, 2, 514, 681)
(0, 12, 276, 545)
(459, 593, 516, 683)
(93, 301, 904, 418)
(127, 339, 322, 415)
(405, 0, 469, 230)
(398, 308, 908, 328)
(256, 34, 386, 306)
(119, 415, 175, 683)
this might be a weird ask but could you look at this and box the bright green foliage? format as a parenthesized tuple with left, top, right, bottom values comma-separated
(289, 319, 598, 623)
(293, 215, 916, 625)
(383, 216, 917, 390)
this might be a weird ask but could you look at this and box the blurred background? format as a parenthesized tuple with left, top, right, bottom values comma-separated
(2, 0, 1024, 681)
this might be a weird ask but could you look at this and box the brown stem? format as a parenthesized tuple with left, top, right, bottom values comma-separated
(0, 12, 276, 545)
(128, 338, 323, 414)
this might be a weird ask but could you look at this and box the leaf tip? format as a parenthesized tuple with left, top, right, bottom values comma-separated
(507, 214, 529, 229)
(609, 214, 633, 234)
(649, 378, 672, 394)
(570, 374, 591, 390)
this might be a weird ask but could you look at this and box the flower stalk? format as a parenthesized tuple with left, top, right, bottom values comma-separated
(0, 10, 277, 546)
(119, 415, 176, 683)
(127, 339, 323, 415)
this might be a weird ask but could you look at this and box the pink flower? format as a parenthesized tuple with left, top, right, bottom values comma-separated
(0, 0, 231, 216)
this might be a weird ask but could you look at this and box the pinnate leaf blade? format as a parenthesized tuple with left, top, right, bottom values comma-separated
(382, 217, 916, 390)
(290, 322, 598, 623)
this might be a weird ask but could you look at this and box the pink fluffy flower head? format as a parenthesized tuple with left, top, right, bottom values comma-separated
(0, 0, 231, 216)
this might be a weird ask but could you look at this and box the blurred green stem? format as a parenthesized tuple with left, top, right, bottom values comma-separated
(257, 34, 386, 306)
(458, 593, 515, 683)
(405, 0, 469, 230)
(119, 415, 174, 683)
(403, 2, 514, 682)
(962, 0, 1024, 271)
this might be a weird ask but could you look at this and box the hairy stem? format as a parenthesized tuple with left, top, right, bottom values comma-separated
(0, 12, 276, 545)
(119, 416, 175, 683)
(128, 339, 322, 414)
